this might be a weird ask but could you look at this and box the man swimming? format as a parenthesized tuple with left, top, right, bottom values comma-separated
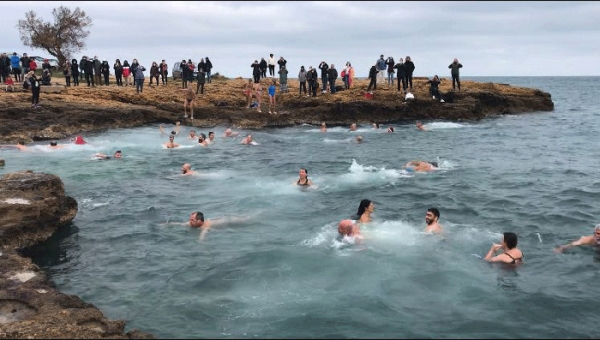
(181, 163, 194, 175)
(223, 128, 240, 137)
(416, 121, 427, 131)
(338, 219, 364, 243)
(206, 131, 215, 144)
(188, 130, 197, 140)
(164, 135, 180, 148)
(424, 208, 443, 234)
(197, 133, 209, 146)
(554, 224, 600, 253)
(94, 150, 122, 159)
(404, 160, 438, 172)
(241, 134, 254, 145)
(166, 211, 251, 241)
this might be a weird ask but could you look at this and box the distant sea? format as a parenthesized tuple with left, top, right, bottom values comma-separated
(4, 76, 600, 338)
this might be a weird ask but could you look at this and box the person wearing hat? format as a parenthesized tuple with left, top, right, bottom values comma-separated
(554, 224, 600, 253)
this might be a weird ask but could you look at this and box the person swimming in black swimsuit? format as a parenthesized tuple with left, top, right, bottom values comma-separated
(484, 232, 523, 264)
(295, 168, 313, 187)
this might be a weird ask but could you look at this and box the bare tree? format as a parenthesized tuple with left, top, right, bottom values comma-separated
(17, 6, 92, 67)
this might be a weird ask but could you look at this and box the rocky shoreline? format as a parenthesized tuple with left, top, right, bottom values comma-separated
(0, 77, 553, 338)
(0, 76, 553, 143)
(0, 171, 153, 338)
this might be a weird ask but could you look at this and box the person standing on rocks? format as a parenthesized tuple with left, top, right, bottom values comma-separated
(386, 56, 395, 86)
(27, 71, 41, 108)
(328, 64, 338, 94)
(394, 58, 406, 93)
(101, 60, 110, 86)
(376, 54, 386, 85)
(298, 66, 307, 96)
(84, 57, 95, 87)
(196, 67, 206, 95)
(253, 82, 263, 113)
(268, 54, 276, 77)
(259, 57, 267, 79)
(278, 66, 288, 93)
(160, 59, 168, 85)
(93, 56, 102, 86)
(182, 85, 196, 119)
(277, 56, 287, 71)
(244, 78, 253, 108)
(404, 56, 415, 91)
(149, 62, 160, 86)
(268, 79, 277, 114)
(367, 64, 378, 92)
(63, 61, 72, 87)
(319, 61, 329, 93)
(122, 60, 131, 86)
(71, 59, 80, 86)
(204, 57, 213, 83)
(113, 59, 123, 86)
(133, 62, 147, 93)
(448, 58, 463, 91)
(251, 60, 261, 84)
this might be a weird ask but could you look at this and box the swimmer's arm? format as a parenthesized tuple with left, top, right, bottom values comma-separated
(554, 236, 593, 253)
(161, 220, 189, 226)
(484, 243, 503, 262)
(198, 225, 210, 241)
(159, 124, 165, 134)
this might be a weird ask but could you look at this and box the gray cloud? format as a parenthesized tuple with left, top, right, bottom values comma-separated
(2, 1, 599, 77)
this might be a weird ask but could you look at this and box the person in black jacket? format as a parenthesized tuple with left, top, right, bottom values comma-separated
(79, 56, 86, 80)
(386, 56, 395, 86)
(84, 57, 95, 87)
(196, 68, 206, 94)
(71, 59, 80, 86)
(101, 60, 110, 85)
(328, 64, 338, 94)
(277, 56, 287, 71)
(404, 56, 415, 91)
(27, 71, 41, 108)
(251, 60, 261, 84)
(204, 57, 213, 83)
(394, 58, 406, 93)
(427, 75, 444, 102)
(367, 64, 378, 92)
(307, 66, 318, 97)
(318, 61, 329, 93)
(180, 59, 188, 89)
(448, 58, 463, 91)
(113, 59, 123, 86)
(259, 58, 267, 79)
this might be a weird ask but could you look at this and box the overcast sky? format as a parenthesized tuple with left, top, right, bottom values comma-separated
(2, 1, 599, 78)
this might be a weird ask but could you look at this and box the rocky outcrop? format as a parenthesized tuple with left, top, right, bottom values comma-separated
(0, 171, 153, 339)
(0, 77, 553, 143)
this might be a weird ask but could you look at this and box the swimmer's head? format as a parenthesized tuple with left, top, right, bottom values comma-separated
(355, 136, 363, 143)
(503, 232, 518, 249)
(338, 219, 355, 236)
(114, 150, 122, 158)
(171, 131, 176, 135)
(357, 199, 373, 217)
(430, 162, 438, 168)
(594, 224, 600, 239)
(50, 142, 57, 146)
(299, 168, 308, 177)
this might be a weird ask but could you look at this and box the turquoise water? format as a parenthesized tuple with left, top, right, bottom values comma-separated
(4, 77, 600, 338)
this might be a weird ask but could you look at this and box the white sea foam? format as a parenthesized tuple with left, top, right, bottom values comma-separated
(427, 122, 467, 130)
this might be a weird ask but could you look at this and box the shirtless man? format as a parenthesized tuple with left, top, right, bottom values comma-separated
(349, 123, 357, 131)
(94, 150, 122, 159)
(223, 128, 240, 137)
(188, 130, 198, 140)
(241, 134, 254, 145)
(181, 163, 194, 175)
(168, 211, 250, 241)
(164, 135, 180, 148)
(197, 133, 209, 146)
(320, 122, 327, 132)
(48, 141, 64, 149)
(244, 79, 253, 108)
(16, 141, 27, 151)
(554, 224, 600, 253)
(338, 219, 364, 243)
(416, 121, 427, 131)
(206, 131, 215, 144)
(182, 86, 196, 119)
(424, 208, 443, 234)
(253, 82, 263, 113)
(404, 160, 438, 172)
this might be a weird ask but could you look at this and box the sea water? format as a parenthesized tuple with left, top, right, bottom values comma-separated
(3, 77, 600, 338)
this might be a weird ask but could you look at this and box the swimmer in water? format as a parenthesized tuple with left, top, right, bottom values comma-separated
(48, 141, 64, 149)
(403, 160, 438, 172)
(353, 199, 374, 224)
(484, 232, 523, 264)
(164, 135, 180, 148)
(188, 130, 198, 140)
(206, 131, 215, 144)
(320, 122, 327, 132)
(241, 134, 254, 145)
(554, 223, 600, 253)
(94, 150, 122, 160)
(416, 121, 427, 131)
(338, 219, 364, 242)
(165, 211, 251, 241)
(387, 125, 395, 133)
(294, 168, 313, 187)
(223, 128, 240, 137)
(355, 135, 363, 143)
(349, 123, 357, 131)
(424, 208, 443, 234)
(181, 163, 194, 175)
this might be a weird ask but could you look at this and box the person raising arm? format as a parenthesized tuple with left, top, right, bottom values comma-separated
(554, 224, 600, 253)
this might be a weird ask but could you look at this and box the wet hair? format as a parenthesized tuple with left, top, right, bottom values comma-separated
(200, 133, 207, 140)
(208, 131, 214, 136)
(194, 211, 205, 222)
(595, 223, 600, 231)
(115, 150, 121, 153)
(503, 232, 518, 249)
(17, 141, 25, 145)
(356, 199, 372, 217)
(430, 162, 439, 168)
(427, 208, 440, 219)
(50, 142, 57, 146)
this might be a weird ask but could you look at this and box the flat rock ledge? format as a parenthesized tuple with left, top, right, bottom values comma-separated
(0, 171, 153, 339)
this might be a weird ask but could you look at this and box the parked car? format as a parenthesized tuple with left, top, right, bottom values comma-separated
(31, 56, 59, 70)
(172, 61, 198, 80)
